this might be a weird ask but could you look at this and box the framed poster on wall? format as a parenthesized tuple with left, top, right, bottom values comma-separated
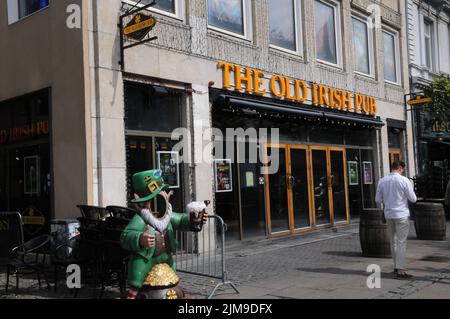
(348, 161, 359, 186)
(24, 155, 40, 195)
(214, 159, 233, 193)
(157, 151, 180, 189)
(363, 161, 373, 185)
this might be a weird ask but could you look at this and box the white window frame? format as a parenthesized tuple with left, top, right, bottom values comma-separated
(314, 0, 343, 68)
(351, 14, 374, 78)
(268, 0, 304, 56)
(7, 0, 49, 25)
(207, 0, 253, 41)
(382, 28, 401, 85)
(122, 0, 184, 20)
(422, 18, 435, 71)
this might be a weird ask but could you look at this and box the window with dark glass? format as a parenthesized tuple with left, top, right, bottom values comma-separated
(124, 82, 184, 212)
(124, 82, 181, 132)
(19, 0, 48, 19)
(138, 0, 176, 14)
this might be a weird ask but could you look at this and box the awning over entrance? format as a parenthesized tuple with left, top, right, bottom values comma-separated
(217, 94, 385, 128)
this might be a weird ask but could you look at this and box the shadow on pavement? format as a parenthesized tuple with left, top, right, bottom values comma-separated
(322, 251, 364, 258)
(294, 266, 438, 283)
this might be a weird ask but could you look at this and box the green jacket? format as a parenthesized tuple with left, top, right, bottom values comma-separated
(120, 212, 191, 262)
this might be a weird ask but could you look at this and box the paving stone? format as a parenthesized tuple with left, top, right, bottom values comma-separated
(1, 221, 449, 299)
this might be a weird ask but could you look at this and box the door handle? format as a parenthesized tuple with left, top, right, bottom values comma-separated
(328, 175, 335, 187)
(287, 175, 295, 189)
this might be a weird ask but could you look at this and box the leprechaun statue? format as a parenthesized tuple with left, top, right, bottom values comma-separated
(120, 169, 208, 299)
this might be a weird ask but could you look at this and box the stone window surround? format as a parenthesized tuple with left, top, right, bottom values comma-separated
(408, 1, 450, 77)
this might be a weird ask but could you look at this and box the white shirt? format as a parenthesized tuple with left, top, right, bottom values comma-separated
(375, 173, 417, 219)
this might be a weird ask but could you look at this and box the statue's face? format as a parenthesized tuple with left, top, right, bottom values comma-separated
(154, 191, 169, 219)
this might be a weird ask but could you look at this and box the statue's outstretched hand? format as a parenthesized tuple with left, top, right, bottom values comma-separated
(202, 212, 209, 225)
(139, 225, 155, 249)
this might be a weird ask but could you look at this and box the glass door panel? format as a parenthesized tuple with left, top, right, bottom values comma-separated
(311, 149, 331, 225)
(290, 148, 311, 229)
(240, 142, 266, 239)
(330, 150, 348, 223)
(126, 136, 153, 202)
(266, 146, 290, 233)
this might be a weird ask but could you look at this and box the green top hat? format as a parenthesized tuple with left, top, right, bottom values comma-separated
(130, 169, 169, 203)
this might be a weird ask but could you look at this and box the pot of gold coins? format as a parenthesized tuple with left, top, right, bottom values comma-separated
(137, 263, 186, 299)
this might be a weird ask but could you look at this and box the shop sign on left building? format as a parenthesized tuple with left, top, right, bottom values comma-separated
(123, 13, 157, 41)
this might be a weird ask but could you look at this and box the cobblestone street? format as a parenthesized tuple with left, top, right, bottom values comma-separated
(1, 221, 449, 299)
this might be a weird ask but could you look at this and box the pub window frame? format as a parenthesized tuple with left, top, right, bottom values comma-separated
(207, 0, 253, 41)
(313, 0, 343, 68)
(268, 0, 304, 56)
(382, 27, 401, 85)
(122, 0, 184, 20)
(351, 14, 374, 78)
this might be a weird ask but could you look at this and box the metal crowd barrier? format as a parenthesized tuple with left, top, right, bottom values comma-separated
(174, 215, 239, 299)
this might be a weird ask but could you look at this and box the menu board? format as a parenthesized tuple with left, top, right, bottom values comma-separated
(348, 161, 359, 186)
(363, 161, 373, 185)
(215, 159, 233, 193)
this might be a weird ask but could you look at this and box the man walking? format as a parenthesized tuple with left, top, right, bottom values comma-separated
(376, 161, 417, 279)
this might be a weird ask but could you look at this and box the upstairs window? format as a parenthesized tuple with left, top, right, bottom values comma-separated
(123, 0, 183, 19)
(19, 0, 48, 19)
(383, 29, 400, 84)
(314, 0, 342, 67)
(7, 0, 49, 24)
(268, 0, 303, 55)
(352, 16, 373, 76)
(208, 0, 252, 40)
(423, 20, 434, 70)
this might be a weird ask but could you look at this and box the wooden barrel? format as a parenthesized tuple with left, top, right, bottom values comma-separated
(414, 202, 447, 241)
(359, 209, 391, 258)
